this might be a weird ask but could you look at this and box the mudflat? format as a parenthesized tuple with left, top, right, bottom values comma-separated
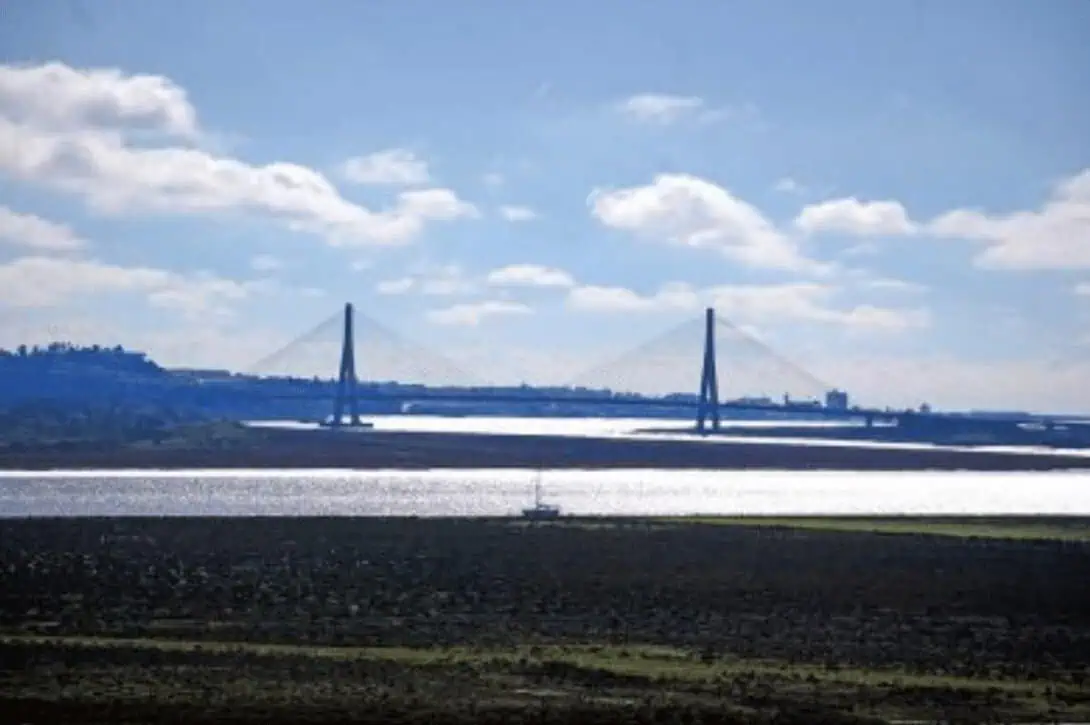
(1, 516, 1089, 723)
(4, 427, 1090, 470)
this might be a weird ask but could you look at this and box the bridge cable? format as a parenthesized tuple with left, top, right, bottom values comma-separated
(351, 308, 489, 387)
(563, 315, 705, 394)
(243, 309, 343, 376)
(714, 317, 838, 397)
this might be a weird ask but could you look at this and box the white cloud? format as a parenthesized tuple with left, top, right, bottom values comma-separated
(0, 62, 478, 248)
(0, 256, 252, 318)
(147, 273, 251, 318)
(835, 305, 930, 332)
(498, 205, 537, 222)
(929, 169, 1090, 269)
(567, 283, 700, 313)
(483, 172, 505, 188)
(589, 173, 826, 273)
(838, 266, 928, 294)
(378, 263, 477, 297)
(427, 300, 533, 327)
(340, 148, 430, 186)
(705, 283, 835, 324)
(250, 254, 282, 272)
(616, 94, 752, 126)
(566, 280, 928, 334)
(380, 262, 572, 299)
(376, 277, 415, 295)
(617, 93, 705, 124)
(1076, 282, 1090, 297)
(0, 205, 86, 251)
(862, 277, 927, 293)
(0, 256, 168, 307)
(0, 61, 198, 138)
(774, 177, 804, 194)
(394, 189, 480, 225)
(795, 198, 917, 236)
(487, 264, 574, 288)
(794, 169, 1090, 271)
(416, 263, 477, 296)
(707, 283, 927, 332)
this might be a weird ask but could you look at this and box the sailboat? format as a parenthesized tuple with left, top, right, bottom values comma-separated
(521, 470, 561, 520)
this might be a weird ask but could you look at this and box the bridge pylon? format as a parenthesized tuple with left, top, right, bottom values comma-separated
(331, 302, 361, 427)
(696, 307, 720, 434)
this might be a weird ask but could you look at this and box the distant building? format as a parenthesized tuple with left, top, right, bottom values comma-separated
(825, 389, 849, 410)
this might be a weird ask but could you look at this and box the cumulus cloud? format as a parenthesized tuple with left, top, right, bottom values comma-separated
(929, 169, 1090, 269)
(774, 177, 804, 194)
(427, 300, 533, 327)
(0, 61, 478, 248)
(340, 149, 430, 186)
(617, 93, 705, 124)
(487, 264, 573, 288)
(616, 93, 751, 126)
(0, 61, 198, 138)
(795, 169, 1090, 270)
(567, 283, 699, 313)
(377, 262, 574, 300)
(795, 198, 917, 236)
(565, 280, 929, 333)
(147, 273, 251, 318)
(376, 264, 477, 297)
(0, 205, 86, 251)
(589, 173, 828, 273)
(498, 205, 537, 222)
(708, 283, 928, 332)
(0, 256, 253, 318)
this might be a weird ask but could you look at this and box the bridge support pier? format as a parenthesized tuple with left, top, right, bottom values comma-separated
(696, 307, 720, 434)
(332, 302, 361, 427)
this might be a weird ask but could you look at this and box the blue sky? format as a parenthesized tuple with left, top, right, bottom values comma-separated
(1, 0, 1089, 410)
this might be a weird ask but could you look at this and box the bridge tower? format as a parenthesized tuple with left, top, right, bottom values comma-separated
(696, 307, 721, 433)
(331, 302, 361, 427)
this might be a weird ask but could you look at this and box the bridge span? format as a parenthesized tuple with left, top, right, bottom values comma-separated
(244, 303, 1082, 441)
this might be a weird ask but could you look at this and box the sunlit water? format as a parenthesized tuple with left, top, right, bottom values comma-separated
(250, 415, 1090, 457)
(2, 416, 1089, 518)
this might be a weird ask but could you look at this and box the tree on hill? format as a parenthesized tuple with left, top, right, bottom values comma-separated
(0, 343, 163, 374)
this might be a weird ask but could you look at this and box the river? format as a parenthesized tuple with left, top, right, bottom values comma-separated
(3, 416, 1089, 517)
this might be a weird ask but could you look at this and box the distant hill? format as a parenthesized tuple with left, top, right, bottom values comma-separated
(0, 343, 321, 420)
(0, 343, 163, 376)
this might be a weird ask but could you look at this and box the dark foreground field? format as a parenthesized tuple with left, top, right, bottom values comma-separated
(5, 426, 1090, 470)
(2, 517, 1089, 724)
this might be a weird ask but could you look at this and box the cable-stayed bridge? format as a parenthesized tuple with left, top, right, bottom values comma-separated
(241, 303, 899, 432)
